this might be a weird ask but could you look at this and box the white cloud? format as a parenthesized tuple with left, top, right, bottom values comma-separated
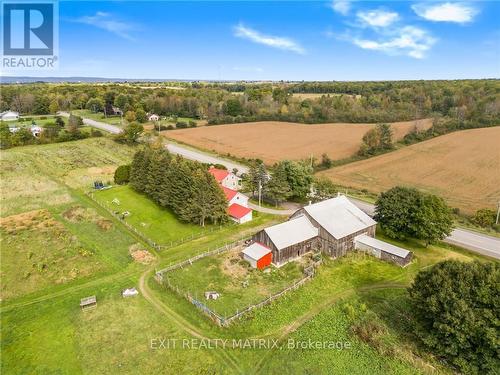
(412, 2, 479, 23)
(234, 24, 305, 54)
(352, 26, 436, 59)
(75, 12, 136, 40)
(331, 0, 351, 16)
(357, 9, 400, 27)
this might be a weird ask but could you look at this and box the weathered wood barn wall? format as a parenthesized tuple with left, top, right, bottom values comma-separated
(290, 210, 376, 259)
(252, 231, 318, 266)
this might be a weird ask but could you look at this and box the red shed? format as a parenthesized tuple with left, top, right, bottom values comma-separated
(242, 243, 272, 270)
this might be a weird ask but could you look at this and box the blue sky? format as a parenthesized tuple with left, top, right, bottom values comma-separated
(9, 1, 500, 80)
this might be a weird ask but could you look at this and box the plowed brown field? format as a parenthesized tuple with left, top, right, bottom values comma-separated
(165, 119, 431, 164)
(320, 127, 500, 213)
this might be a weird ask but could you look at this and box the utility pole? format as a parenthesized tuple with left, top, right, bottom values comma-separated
(258, 180, 262, 207)
(496, 201, 500, 225)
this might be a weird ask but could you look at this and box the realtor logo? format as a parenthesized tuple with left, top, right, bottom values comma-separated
(2, 1, 58, 69)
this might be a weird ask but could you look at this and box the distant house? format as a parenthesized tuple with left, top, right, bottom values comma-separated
(242, 242, 272, 269)
(253, 195, 412, 267)
(208, 166, 241, 190)
(0, 111, 19, 121)
(148, 114, 160, 122)
(111, 106, 123, 116)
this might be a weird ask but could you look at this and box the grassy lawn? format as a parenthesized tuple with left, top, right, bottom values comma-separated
(7, 116, 64, 128)
(1, 278, 225, 375)
(72, 109, 125, 126)
(166, 247, 304, 316)
(95, 185, 211, 245)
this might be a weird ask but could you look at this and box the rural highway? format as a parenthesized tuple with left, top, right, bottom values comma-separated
(165, 143, 249, 175)
(348, 197, 500, 260)
(58, 111, 123, 134)
(68, 113, 500, 259)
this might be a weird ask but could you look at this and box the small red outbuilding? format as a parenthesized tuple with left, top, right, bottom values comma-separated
(242, 242, 272, 270)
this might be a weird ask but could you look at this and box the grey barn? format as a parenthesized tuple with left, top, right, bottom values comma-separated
(252, 195, 412, 267)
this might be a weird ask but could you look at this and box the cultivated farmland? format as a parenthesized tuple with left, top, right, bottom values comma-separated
(320, 127, 500, 213)
(165, 119, 431, 164)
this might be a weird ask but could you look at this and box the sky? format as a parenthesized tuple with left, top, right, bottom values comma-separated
(3, 1, 500, 80)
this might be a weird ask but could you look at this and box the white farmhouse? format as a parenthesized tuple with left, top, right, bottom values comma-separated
(208, 166, 241, 190)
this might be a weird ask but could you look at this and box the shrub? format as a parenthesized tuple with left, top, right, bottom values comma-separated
(472, 208, 496, 228)
(114, 165, 131, 185)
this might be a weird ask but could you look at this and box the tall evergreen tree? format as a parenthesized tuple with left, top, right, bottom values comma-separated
(265, 167, 291, 206)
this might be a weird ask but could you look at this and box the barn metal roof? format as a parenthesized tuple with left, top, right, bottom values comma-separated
(355, 234, 411, 258)
(303, 195, 377, 239)
(264, 216, 319, 250)
(242, 242, 272, 260)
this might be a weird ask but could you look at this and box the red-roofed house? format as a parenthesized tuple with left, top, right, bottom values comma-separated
(209, 167, 252, 224)
(228, 203, 253, 224)
(222, 187, 249, 208)
(208, 166, 241, 190)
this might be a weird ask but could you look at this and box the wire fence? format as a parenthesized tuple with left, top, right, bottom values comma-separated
(87, 191, 230, 251)
(156, 238, 319, 327)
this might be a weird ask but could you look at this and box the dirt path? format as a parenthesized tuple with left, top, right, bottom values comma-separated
(138, 265, 244, 374)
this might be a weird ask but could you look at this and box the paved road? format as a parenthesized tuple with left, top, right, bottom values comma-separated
(64, 112, 500, 259)
(165, 143, 249, 175)
(248, 202, 295, 215)
(348, 197, 500, 259)
(58, 111, 123, 134)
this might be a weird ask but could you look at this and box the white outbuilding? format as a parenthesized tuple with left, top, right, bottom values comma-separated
(0, 111, 20, 121)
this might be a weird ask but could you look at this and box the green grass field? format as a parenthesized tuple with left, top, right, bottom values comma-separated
(95, 185, 208, 245)
(72, 109, 125, 126)
(166, 247, 304, 316)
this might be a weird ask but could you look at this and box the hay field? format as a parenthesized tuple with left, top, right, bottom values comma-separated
(165, 119, 431, 164)
(320, 127, 500, 213)
(0, 138, 136, 215)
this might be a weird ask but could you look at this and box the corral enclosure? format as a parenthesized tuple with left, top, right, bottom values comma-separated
(321, 127, 500, 213)
(165, 119, 431, 164)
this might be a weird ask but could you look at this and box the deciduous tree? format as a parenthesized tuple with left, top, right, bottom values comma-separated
(408, 260, 499, 375)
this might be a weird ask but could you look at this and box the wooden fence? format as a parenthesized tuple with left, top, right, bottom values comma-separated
(87, 191, 229, 251)
(156, 238, 317, 327)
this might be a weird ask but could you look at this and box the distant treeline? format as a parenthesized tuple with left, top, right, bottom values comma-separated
(129, 148, 228, 226)
(1, 79, 498, 127)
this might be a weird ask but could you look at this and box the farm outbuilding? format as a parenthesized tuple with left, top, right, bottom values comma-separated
(291, 195, 377, 259)
(354, 234, 412, 267)
(253, 195, 412, 267)
(228, 203, 252, 224)
(242, 242, 272, 269)
(253, 215, 319, 266)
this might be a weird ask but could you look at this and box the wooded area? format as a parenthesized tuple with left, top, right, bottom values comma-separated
(1, 79, 498, 127)
(129, 148, 228, 226)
